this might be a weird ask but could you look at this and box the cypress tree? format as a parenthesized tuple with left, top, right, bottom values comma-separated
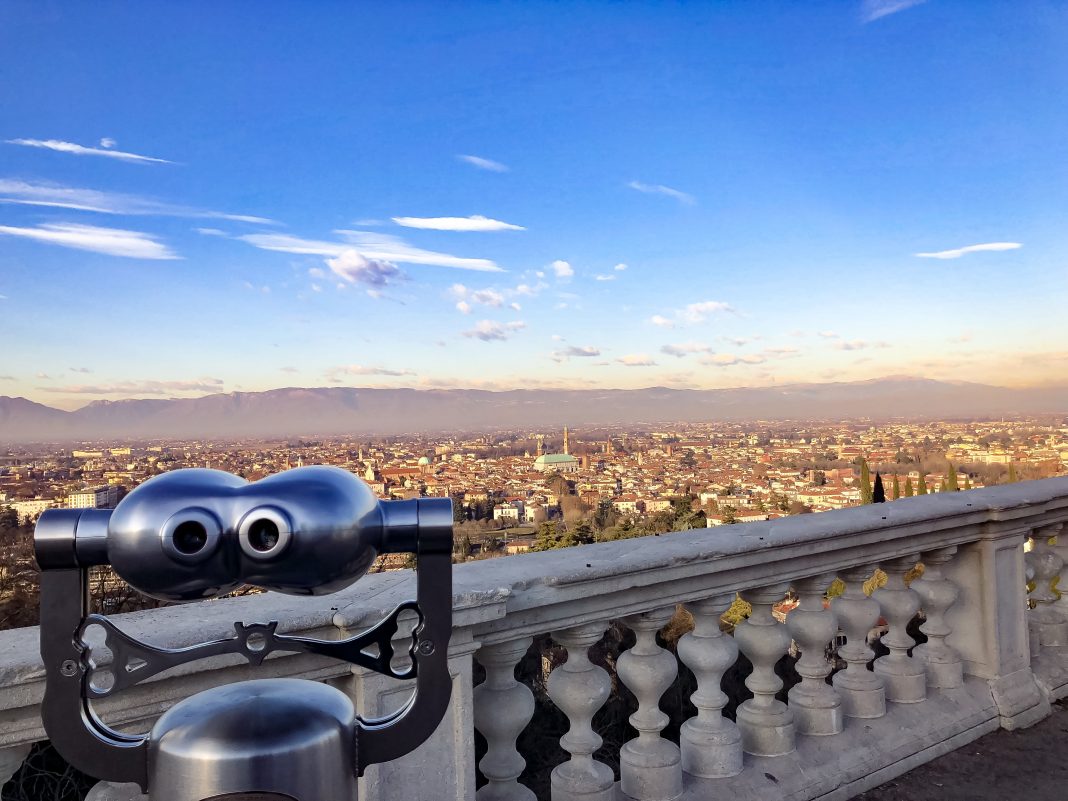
(1008, 463, 1018, 483)
(873, 472, 886, 503)
(859, 458, 873, 504)
(964, 474, 972, 490)
(917, 473, 928, 495)
(940, 477, 949, 493)
(947, 462, 959, 491)
(892, 474, 902, 500)
(904, 476, 914, 497)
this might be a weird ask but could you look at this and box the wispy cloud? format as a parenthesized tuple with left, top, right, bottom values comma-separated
(325, 250, 403, 287)
(552, 345, 601, 362)
(860, 0, 927, 23)
(661, 341, 712, 358)
(327, 364, 415, 379)
(0, 179, 272, 223)
(627, 180, 695, 205)
(240, 230, 503, 272)
(651, 300, 734, 328)
(69, 367, 92, 374)
(462, 319, 526, 341)
(457, 154, 509, 172)
(618, 354, 656, 367)
(614, 263, 628, 271)
(0, 222, 179, 259)
(833, 340, 891, 351)
(700, 353, 767, 367)
(41, 377, 224, 395)
(914, 242, 1022, 260)
(392, 215, 524, 232)
(594, 274, 616, 281)
(6, 138, 172, 164)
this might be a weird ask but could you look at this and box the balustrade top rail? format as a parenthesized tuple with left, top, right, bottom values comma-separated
(2, 477, 1068, 752)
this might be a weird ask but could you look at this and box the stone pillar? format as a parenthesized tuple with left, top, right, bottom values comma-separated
(734, 582, 795, 757)
(474, 637, 536, 801)
(547, 622, 615, 801)
(617, 607, 682, 801)
(912, 546, 964, 689)
(677, 594, 743, 778)
(943, 525, 1050, 729)
(873, 554, 926, 703)
(831, 565, 886, 719)
(0, 744, 30, 793)
(786, 574, 843, 735)
(1027, 524, 1068, 647)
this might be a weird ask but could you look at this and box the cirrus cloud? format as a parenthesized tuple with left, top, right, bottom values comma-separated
(6, 137, 172, 164)
(627, 180, 695, 205)
(392, 214, 525, 232)
(0, 221, 179, 259)
(617, 354, 656, 367)
(914, 242, 1021, 259)
(457, 154, 509, 172)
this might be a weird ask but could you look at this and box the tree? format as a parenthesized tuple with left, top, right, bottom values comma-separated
(917, 473, 928, 495)
(561, 520, 594, 547)
(859, 458, 873, 504)
(873, 472, 886, 503)
(1008, 463, 1018, 483)
(947, 462, 959, 491)
(892, 474, 901, 500)
(963, 474, 972, 490)
(531, 521, 562, 551)
(721, 506, 738, 524)
(904, 477, 914, 497)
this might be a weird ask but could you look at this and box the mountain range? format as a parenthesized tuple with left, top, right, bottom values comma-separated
(0, 378, 1065, 443)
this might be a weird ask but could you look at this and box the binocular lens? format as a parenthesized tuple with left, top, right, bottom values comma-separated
(172, 521, 209, 555)
(246, 518, 280, 553)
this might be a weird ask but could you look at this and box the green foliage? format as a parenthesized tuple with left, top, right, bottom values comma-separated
(1008, 463, 1018, 483)
(859, 458, 873, 504)
(892, 474, 902, 500)
(904, 476, 914, 497)
(947, 462, 959, 491)
(531, 521, 562, 551)
(917, 472, 928, 495)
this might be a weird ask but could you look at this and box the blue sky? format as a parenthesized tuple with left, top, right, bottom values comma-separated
(1, 1, 1067, 409)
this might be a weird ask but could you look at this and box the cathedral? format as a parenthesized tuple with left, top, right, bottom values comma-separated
(532, 426, 580, 473)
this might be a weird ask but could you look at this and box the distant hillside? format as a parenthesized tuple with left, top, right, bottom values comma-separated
(0, 378, 1065, 442)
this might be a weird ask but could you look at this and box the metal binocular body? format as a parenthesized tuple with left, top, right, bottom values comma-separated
(33, 465, 454, 801)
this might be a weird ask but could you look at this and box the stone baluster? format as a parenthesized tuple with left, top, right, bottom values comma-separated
(1028, 524, 1068, 647)
(85, 782, 148, 801)
(677, 594, 743, 778)
(547, 622, 615, 801)
(0, 744, 30, 793)
(831, 565, 886, 719)
(617, 607, 682, 801)
(474, 638, 537, 801)
(873, 554, 926, 703)
(1050, 524, 1068, 626)
(912, 546, 964, 688)
(734, 582, 795, 757)
(786, 574, 843, 735)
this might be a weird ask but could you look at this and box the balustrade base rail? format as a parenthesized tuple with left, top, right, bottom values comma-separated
(674, 677, 997, 801)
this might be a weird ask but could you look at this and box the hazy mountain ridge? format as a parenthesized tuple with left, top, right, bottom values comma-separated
(1, 378, 1065, 442)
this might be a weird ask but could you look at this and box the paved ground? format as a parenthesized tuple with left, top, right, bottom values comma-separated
(857, 699, 1068, 800)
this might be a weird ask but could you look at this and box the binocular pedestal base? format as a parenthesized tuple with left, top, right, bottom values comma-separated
(148, 678, 358, 801)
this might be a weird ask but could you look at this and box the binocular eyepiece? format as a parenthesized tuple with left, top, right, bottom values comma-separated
(36, 464, 451, 601)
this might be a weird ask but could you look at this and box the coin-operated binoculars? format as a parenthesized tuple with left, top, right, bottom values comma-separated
(34, 466, 454, 801)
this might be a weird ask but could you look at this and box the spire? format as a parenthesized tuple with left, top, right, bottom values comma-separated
(563, 426, 570, 455)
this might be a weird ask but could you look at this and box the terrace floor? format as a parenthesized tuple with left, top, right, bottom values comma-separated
(857, 698, 1068, 801)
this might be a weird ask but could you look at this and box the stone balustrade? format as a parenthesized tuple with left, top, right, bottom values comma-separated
(3, 478, 1068, 801)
